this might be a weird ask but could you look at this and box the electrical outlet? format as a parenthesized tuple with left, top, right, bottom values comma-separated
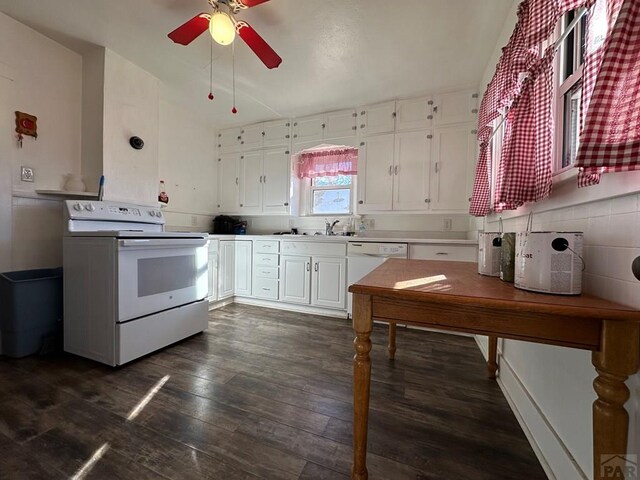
(190, 215, 197, 227)
(21, 166, 34, 182)
(443, 218, 453, 231)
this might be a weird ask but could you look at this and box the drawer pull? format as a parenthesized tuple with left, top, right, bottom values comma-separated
(262, 271, 270, 275)
(262, 258, 270, 261)
(436, 252, 449, 255)
(262, 288, 271, 291)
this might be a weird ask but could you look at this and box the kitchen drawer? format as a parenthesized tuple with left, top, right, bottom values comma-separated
(409, 244, 477, 262)
(281, 241, 346, 257)
(253, 277, 279, 300)
(254, 266, 279, 279)
(254, 240, 280, 254)
(254, 253, 279, 267)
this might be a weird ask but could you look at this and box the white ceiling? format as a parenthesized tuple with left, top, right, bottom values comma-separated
(0, 0, 514, 128)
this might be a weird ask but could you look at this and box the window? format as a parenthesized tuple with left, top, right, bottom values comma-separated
(310, 175, 353, 215)
(555, 10, 587, 172)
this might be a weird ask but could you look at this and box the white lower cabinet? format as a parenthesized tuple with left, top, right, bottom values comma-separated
(218, 240, 235, 299)
(280, 256, 311, 304)
(311, 256, 346, 309)
(280, 249, 346, 310)
(207, 240, 219, 306)
(234, 240, 253, 297)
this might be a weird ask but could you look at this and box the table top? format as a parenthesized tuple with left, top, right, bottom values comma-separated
(349, 259, 640, 322)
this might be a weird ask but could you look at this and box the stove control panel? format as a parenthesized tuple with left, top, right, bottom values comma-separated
(65, 200, 164, 224)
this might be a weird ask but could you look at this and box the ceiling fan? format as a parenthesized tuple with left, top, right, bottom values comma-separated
(168, 0, 282, 69)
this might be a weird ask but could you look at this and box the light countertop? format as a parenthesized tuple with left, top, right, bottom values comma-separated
(207, 234, 477, 245)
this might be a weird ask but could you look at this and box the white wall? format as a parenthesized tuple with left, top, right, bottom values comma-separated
(102, 49, 159, 206)
(159, 97, 217, 232)
(475, 4, 640, 478)
(0, 12, 82, 270)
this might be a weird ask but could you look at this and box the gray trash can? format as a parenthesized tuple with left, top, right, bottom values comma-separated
(0, 268, 63, 357)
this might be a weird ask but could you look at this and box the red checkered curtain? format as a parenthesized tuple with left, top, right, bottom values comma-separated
(494, 48, 556, 211)
(469, 131, 492, 216)
(576, 0, 635, 186)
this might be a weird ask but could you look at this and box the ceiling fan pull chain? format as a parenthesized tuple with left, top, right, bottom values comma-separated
(231, 40, 238, 114)
(208, 37, 214, 100)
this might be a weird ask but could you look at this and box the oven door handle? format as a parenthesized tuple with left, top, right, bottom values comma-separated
(119, 238, 209, 249)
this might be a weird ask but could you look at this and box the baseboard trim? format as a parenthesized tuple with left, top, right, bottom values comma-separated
(224, 296, 349, 319)
(475, 336, 587, 480)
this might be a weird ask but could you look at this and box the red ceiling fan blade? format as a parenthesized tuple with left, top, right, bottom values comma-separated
(168, 13, 211, 45)
(235, 0, 271, 8)
(236, 21, 282, 69)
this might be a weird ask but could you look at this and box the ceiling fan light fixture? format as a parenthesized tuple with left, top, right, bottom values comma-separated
(209, 11, 236, 45)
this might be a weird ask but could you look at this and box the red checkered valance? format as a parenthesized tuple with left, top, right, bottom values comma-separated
(575, 0, 638, 186)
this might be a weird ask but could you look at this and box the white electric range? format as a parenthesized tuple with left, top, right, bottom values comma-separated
(63, 200, 209, 366)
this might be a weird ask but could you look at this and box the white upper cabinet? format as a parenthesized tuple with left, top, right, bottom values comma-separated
(293, 109, 357, 144)
(358, 101, 396, 136)
(432, 90, 479, 126)
(395, 97, 433, 131)
(357, 134, 395, 213)
(293, 114, 324, 143)
(263, 119, 291, 148)
(218, 152, 240, 213)
(237, 148, 291, 215)
(262, 148, 291, 214)
(324, 109, 358, 139)
(239, 119, 291, 150)
(239, 151, 262, 213)
(430, 123, 477, 212)
(240, 123, 264, 150)
(218, 127, 243, 153)
(393, 130, 432, 211)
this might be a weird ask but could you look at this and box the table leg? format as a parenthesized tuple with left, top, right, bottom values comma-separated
(487, 336, 498, 379)
(352, 294, 373, 480)
(388, 322, 397, 360)
(592, 320, 639, 480)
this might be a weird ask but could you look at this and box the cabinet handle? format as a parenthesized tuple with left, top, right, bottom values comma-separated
(435, 162, 439, 173)
(262, 287, 271, 291)
(294, 122, 298, 127)
(284, 202, 289, 206)
(360, 124, 366, 129)
(360, 111, 366, 116)
(427, 100, 434, 105)
(360, 142, 365, 146)
(259, 175, 263, 183)
(314, 262, 318, 272)
(285, 134, 290, 138)
(388, 165, 393, 176)
(433, 106, 438, 114)
(294, 134, 298, 138)
(306, 262, 310, 272)
(321, 123, 326, 129)
(235, 177, 238, 185)
(263, 175, 267, 183)
(394, 165, 399, 175)
(352, 112, 358, 117)
(263, 258, 270, 261)
(392, 111, 397, 118)
(240, 203, 244, 207)
(425, 198, 431, 203)
(352, 126, 357, 130)
(358, 200, 363, 204)
(471, 109, 478, 114)
(262, 271, 270, 275)
(427, 115, 433, 120)
(436, 252, 449, 255)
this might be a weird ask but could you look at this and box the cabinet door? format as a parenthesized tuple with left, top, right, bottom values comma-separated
(238, 151, 262, 214)
(324, 109, 357, 139)
(218, 127, 243, 153)
(280, 255, 311, 305)
(240, 123, 264, 150)
(396, 97, 433, 131)
(234, 241, 253, 297)
(359, 101, 396, 136)
(432, 90, 479, 126)
(218, 241, 235, 299)
(430, 125, 477, 212)
(311, 256, 346, 309)
(207, 252, 218, 303)
(218, 153, 240, 213)
(263, 119, 291, 148)
(357, 134, 394, 213)
(262, 149, 290, 214)
(393, 131, 431, 211)
(293, 115, 324, 143)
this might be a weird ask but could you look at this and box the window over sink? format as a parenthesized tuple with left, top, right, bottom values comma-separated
(310, 175, 353, 215)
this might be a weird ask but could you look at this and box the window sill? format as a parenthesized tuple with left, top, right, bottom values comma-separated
(552, 167, 577, 186)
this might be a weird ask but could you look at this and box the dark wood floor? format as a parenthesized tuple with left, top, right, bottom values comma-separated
(0, 304, 547, 480)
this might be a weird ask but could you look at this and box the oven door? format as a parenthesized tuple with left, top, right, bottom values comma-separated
(117, 238, 209, 322)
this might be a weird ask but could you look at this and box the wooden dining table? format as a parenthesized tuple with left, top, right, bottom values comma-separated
(348, 259, 640, 480)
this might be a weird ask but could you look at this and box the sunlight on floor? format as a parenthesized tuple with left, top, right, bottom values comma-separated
(126, 374, 170, 421)
(71, 442, 110, 480)
(393, 274, 447, 290)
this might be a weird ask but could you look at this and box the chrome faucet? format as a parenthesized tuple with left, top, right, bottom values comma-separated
(325, 219, 340, 236)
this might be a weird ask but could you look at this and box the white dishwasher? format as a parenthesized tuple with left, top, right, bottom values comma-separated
(347, 242, 408, 316)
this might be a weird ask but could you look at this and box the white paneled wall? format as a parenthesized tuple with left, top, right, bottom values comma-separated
(482, 192, 640, 479)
